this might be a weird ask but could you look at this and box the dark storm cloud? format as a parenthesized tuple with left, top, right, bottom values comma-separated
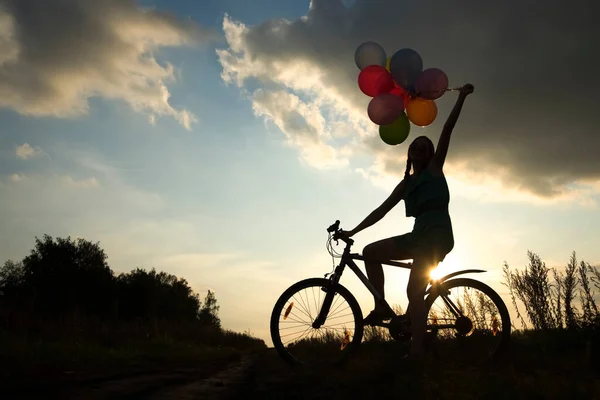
(219, 0, 600, 197)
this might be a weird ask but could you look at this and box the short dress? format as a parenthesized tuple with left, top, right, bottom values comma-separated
(393, 167, 455, 264)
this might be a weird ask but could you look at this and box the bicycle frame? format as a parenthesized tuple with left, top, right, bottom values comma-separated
(312, 235, 486, 329)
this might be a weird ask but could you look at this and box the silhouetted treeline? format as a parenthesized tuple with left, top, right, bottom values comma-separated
(0, 235, 220, 328)
(503, 250, 600, 331)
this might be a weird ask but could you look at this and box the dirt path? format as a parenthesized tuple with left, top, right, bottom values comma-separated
(2, 346, 598, 399)
(1, 350, 288, 399)
(0, 348, 418, 399)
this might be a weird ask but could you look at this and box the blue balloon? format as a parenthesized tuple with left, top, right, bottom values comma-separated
(389, 48, 423, 92)
(354, 41, 386, 70)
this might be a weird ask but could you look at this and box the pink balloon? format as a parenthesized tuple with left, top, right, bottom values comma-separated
(367, 93, 406, 125)
(414, 68, 449, 100)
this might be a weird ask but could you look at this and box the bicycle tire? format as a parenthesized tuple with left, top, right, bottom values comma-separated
(425, 278, 511, 363)
(270, 277, 364, 367)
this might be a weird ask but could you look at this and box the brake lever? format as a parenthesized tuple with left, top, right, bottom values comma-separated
(331, 229, 340, 245)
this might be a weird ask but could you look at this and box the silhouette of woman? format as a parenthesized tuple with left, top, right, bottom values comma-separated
(341, 83, 474, 358)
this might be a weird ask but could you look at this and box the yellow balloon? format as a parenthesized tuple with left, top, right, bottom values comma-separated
(385, 57, 391, 72)
(406, 97, 437, 126)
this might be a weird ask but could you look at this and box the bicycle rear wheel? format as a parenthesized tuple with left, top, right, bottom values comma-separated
(270, 278, 364, 367)
(425, 278, 511, 364)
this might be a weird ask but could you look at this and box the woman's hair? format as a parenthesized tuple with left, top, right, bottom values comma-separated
(404, 135, 434, 180)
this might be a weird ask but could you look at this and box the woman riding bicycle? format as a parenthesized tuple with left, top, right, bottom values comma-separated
(341, 83, 474, 358)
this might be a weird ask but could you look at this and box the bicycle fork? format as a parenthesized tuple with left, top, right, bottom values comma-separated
(311, 295, 331, 329)
(312, 265, 344, 329)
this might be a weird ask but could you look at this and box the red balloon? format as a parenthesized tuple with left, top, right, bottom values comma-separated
(367, 93, 405, 125)
(358, 65, 394, 97)
(414, 68, 449, 100)
(390, 87, 410, 109)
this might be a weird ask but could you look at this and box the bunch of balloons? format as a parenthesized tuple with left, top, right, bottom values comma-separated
(355, 41, 449, 146)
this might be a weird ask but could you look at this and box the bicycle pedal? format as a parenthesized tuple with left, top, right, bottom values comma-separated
(365, 321, 390, 328)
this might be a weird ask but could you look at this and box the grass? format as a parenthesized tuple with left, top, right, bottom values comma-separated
(255, 328, 599, 399)
(1, 322, 598, 398)
(0, 317, 267, 387)
(2, 334, 235, 374)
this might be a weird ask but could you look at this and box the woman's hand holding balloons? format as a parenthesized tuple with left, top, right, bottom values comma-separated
(459, 83, 474, 97)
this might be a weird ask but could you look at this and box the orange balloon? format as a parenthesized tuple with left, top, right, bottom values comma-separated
(406, 97, 437, 126)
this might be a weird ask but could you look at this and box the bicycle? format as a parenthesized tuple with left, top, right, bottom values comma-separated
(270, 220, 511, 367)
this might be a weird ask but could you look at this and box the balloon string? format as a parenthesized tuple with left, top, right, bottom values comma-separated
(418, 86, 462, 93)
(411, 86, 462, 98)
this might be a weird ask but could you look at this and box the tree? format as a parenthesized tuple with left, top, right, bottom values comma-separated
(198, 290, 221, 329)
(116, 268, 201, 321)
(0, 260, 25, 298)
(20, 235, 115, 317)
(0, 234, 221, 329)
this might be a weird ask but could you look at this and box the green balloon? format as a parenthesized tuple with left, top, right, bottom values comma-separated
(379, 112, 410, 145)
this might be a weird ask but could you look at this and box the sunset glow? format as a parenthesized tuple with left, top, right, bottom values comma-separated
(1, 0, 599, 350)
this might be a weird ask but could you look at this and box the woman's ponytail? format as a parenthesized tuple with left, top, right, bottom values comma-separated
(404, 157, 412, 180)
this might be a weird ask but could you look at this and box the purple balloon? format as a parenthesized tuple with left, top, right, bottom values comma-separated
(367, 93, 405, 125)
(414, 68, 449, 100)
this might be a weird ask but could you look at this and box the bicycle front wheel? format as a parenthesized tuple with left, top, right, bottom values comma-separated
(270, 278, 364, 367)
(425, 278, 511, 364)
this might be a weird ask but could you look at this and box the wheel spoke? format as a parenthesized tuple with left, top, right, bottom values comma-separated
(271, 279, 363, 367)
(426, 278, 511, 364)
(290, 294, 312, 321)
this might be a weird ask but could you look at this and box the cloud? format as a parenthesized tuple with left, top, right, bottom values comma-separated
(8, 173, 24, 182)
(60, 175, 99, 189)
(251, 89, 349, 169)
(7, 171, 95, 187)
(0, 0, 219, 129)
(0, 147, 164, 241)
(15, 143, 40, 159)
(7, 173, 99, 188)
(216, 0, 600, 202)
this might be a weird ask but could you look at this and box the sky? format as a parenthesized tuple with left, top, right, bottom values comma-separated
(1, 0, 599, 346)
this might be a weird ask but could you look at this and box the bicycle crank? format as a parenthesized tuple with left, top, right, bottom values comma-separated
(388, 315, 411, 342)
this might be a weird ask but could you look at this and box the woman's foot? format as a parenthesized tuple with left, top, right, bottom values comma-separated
(408, 347, 427, 360)
(362, 309, 394, 326)
(407, 341, 436, 363)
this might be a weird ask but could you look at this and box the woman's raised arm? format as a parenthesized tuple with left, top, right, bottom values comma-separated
(432, 83, 474, 170)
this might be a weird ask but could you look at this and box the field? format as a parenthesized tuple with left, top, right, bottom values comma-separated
(1, 239, 598, 398)
(1, 327, 598, 399)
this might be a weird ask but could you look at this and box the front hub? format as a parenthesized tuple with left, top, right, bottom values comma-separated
(455, 316, 473, 335)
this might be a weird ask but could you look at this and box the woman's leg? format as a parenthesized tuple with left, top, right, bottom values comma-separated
(363, 234, 414, 314)
(406, 255, 438, 357)
(407, 225, 454, 356)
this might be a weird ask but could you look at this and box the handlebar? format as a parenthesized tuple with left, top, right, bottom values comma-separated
(326, 220, 353, 245)
(327, 220, 340, 233)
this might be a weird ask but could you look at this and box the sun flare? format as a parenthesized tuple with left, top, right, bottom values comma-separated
(429, 255, 461, 281)
(429, 266, 444, 281)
